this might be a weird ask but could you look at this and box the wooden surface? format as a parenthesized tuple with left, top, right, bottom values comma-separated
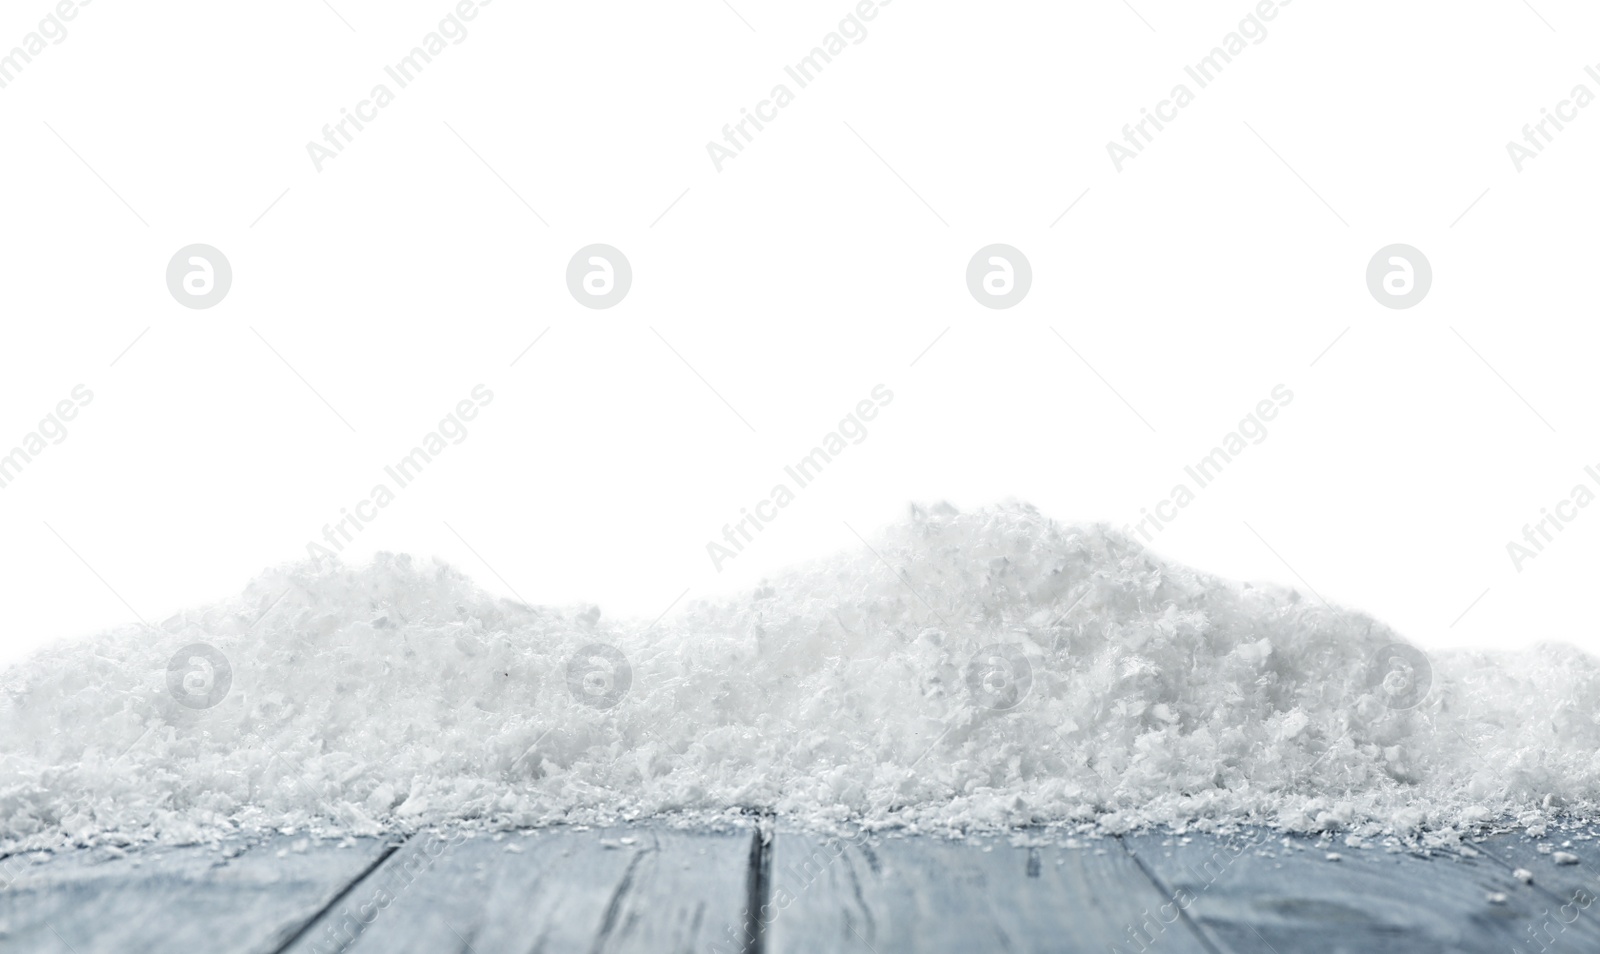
(280, 825, 754, 954)
(1475, 824, 1600, 953)
(0, 834, 396, 954)
(4, 824, 1598, 953)
(1122, 828, 1600, 954)
(766, 829, 1211, 953)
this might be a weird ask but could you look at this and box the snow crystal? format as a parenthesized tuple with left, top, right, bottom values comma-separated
(4, 503, 1600, 852)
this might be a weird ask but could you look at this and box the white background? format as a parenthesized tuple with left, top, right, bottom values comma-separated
(1, 0, 1597, 667)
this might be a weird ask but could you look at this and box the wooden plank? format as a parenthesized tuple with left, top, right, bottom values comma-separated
(0, 834, 396, 954)
(1474, 824, 1600, 952)
(14, 824, 1596, 954)
(764, 829, 1212, 954)
(1121, 827, 1600, 953)
(281, 824, 754, 954)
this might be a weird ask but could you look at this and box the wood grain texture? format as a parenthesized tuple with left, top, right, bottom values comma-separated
(280, 824, 755, 954)
(1121, 827, 1600, 954)
(16, 825, 1600, 953)
(1475, 824, 1600, 953)
(0, 835, 396, 954)
(763, 829, 1212, 954)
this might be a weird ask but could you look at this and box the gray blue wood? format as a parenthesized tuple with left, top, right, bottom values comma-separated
(1475, 825, 1600, 953)
(9, 825, 1600, 952)
(764, 829, 1212, 954)
(0, 834, 395, 954)
(279, 824, 755, 954)
(1121, 827, 1600, 953)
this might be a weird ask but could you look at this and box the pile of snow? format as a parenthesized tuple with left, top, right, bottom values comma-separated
(3, 503, 1598, 851)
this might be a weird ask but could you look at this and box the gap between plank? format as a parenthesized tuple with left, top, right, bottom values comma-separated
(743, 812, 775, 954)
(267, 836, 409, 954)
(591, 845, 651, 952)
(1116, 835, 1228, 954)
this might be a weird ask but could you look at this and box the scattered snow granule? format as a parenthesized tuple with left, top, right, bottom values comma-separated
(1553, 852, 1580, 865)
(1487, 892, 1508, 905)
(1325, 853, 1342, 862)
(1513, 868, 1534, 883)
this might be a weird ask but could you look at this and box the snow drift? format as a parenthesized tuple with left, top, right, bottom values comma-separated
(2, 503, 1596, 851)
